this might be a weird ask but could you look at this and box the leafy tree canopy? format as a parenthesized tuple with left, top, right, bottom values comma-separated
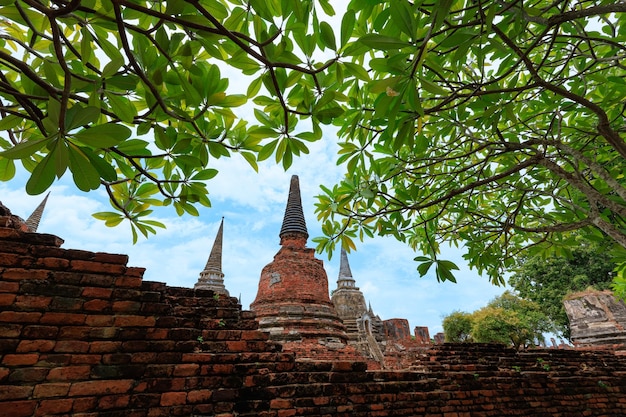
(442, 291, 554, 350)
(0, 0, 625, 283)
(508, 234, 615, 339)
(442, 310, 473, 343)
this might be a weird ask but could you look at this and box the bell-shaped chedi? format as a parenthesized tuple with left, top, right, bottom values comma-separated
(194, 217, 229, 296)
(250, 175, 349, 350)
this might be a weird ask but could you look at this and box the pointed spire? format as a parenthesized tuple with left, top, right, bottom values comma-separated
(204, 217, 223, 272)
(337, 247, 358, 289)
(195, 217, 229, 296)
(26, 192, 49, 232)
(279, 175, 308, 239)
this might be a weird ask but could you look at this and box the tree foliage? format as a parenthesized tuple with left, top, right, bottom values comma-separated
(508, 235, 615, 339)
(442, 310, 473, 343)
(442, 291, 554, 350)
(0, 1, 625, 283)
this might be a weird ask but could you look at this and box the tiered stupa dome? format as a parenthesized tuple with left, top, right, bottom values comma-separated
(250, 175, 350, 350)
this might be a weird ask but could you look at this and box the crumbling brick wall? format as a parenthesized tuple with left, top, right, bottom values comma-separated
(2, 225, 626, 416)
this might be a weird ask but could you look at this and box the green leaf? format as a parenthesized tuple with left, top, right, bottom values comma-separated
(258, 139, 279, 161)
(65, 105, 101, 131)
(431, 0, 454, 32)
(67, 144, 102, 191)
(318, 0, 335, 16)
(191, 169, 218, 180)
(319, 21, 336, 51)
(220, 95, 247, 107)
(0, 137, 49, 160)
(102, 57, 125, 78)
(0, 115, 22, 131)
(81, 147, 117, 181)
(343, 62, 370, 81)
(420, 77, 448, 95)
(390, 0, 414, 39)
(241, 151, 259, 172)
(26, 152, 56, 195)
(105, 93, 137, 123)
(340, 9, 356, 48)
(358, 34, 410, 50)
(417, 260, 434, 277)
(72, 123, 132, 148)
(0, 158, 16, 181)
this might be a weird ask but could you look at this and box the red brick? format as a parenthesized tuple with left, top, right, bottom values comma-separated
(35, 398, 74, 416)
(114, 315, 156, 327)
(0, 367, 9, 381)
(2, 353, 39, 365)
(0, 293, 15, 305)
(125, 267, 145, 278)
(81, 287, 113, 298)
(89, 341, 121, 353)
(98, 394, 130, 410)
(2, 268, 49, 280)
(36, 257, 70, 269)
(54, 340, 90, 353)
(115, 276, 143, 288)
(70, 260, 126, 274)
(160, 391, 187, 406)
(0, 324, 21, 337)
(85, 315, 114, 327)
(70, 354, 102, 365)
(0, 253, 33, 267)
(71, 397, 97, 412)
(14, 294, 52, 309)
(271, 398, 293, 409)
(92, 252, 129, 264)
(129, 352, 157, 363)
(58, 326, 91, 339)
(69, 380, 133, 396)
(112, 300, 141, 312)
(188, 389, 212, 403)
(83, 299, 112, 311)
(173, 364, 200, 377)
(0, 385, 33, 400)
(33, 382, 71, 398)
(21, 325, 59, 339)
(0, 281, 19, 292)
(47, 366, 91, 381)
(0, 400, 36, 417)
(50, 296, 84, 310)
(17, 340, 56, 353)
(88, 327, 118, 341)
(40, 312, 87, 325)
(0, 311, 42, 323)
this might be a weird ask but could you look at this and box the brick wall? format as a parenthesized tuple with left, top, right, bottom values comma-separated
(2, 225, 626, 416)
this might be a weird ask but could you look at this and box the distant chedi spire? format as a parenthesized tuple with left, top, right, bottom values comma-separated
(194, 217, 229, 296)
(25, 192, 50, 232)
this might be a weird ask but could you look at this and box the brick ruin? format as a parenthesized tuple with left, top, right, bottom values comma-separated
(565, 290, 626, 346)
(3, 185, 626, 416)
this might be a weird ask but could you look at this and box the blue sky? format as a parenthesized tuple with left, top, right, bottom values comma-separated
(1, 133, 507, 336)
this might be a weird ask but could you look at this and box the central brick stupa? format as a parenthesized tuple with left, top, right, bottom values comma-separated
(250, 175, 352, 356)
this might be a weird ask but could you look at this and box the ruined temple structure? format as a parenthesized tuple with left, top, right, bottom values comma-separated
(564, 289, 626, 347)
(193, 217, 229, 296)
(0, 195, 49, 233)
(330, 248, 386, 364)
(4, 199, 626, 416)
(250, 175, 361, 361)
